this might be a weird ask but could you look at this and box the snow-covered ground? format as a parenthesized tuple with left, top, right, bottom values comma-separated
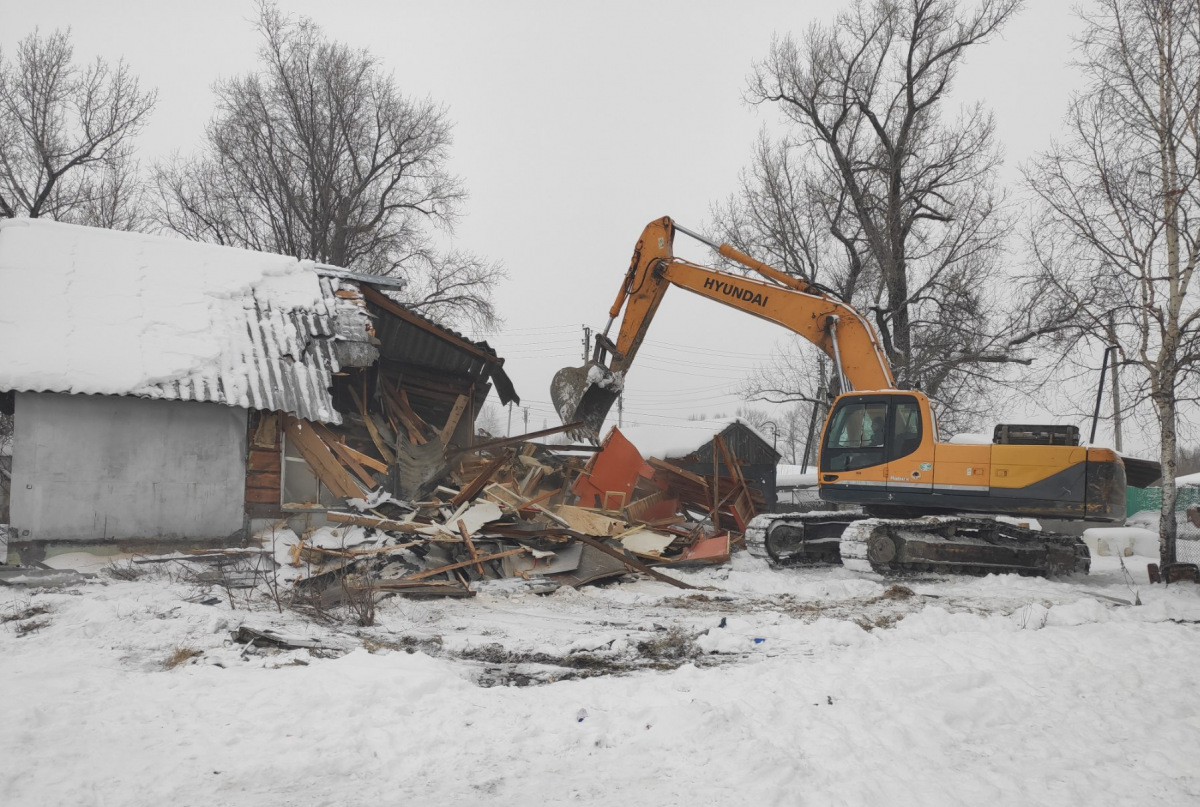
(2, 549, 1199, 806)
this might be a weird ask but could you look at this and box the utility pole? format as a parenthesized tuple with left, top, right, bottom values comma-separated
(801, 358, 827, 473)
(523, 406, 530, 434)
(617, 393, 624, 427)
(507, 402, 513, 438)
(582, 325, 592, 362)
(1109, 312, 1123, 453)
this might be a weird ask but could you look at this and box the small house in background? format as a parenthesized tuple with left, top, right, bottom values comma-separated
(615, 418, 781, 511)
(0, 219, 518, 562)
(775, 464, 820, 511)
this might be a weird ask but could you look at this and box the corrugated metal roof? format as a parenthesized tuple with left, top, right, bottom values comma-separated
(146, 277, 375, 424)
(363, 288, 520, 406)
(0, 219, 516, 421)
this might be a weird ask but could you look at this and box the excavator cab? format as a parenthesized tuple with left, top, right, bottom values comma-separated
(817, 391, 935, 501)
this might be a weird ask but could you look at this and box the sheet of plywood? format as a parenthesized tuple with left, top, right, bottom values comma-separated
(416, 500, 503, 538)
(553, 505, 628, 537)
(502, 542, 584, 577)
(619, 529, 675, 557)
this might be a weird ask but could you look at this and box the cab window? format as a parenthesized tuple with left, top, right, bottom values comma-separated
(888, 399, 922, 461)
(821, 401, 888, 472)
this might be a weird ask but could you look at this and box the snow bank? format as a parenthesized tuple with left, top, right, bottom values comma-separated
(5, 566, 1200, 806)
(0, 218, 324, 407)
(776, 465, 818, 488)
(1082, 527, 1160, 558)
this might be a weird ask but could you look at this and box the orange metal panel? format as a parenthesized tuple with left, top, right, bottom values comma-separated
(572, 427, 655, 511)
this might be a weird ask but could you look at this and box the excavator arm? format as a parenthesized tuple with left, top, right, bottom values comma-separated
(552, 217, 894, 440)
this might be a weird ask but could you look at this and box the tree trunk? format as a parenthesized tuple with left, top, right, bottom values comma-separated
(885, 255, 911, 385)
(1156, 393, 1179, 565)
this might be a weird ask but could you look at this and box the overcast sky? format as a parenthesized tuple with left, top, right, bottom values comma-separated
(5, 1, 1110, 448)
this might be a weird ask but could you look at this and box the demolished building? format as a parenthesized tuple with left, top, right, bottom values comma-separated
(616, 418, 780, 511)
(0, 219, 517, 558)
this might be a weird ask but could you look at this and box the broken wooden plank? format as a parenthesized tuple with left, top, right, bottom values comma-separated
(519, 466, 545, 497)
(335, 443, 388, 474)
(311, 423, 378, 489)
(439, 394, 470, 444)
(458, 519, 485, 576)
(326, 512, 420, 532)
(298, 539, 423, 558)
(246, 472, 282, 491)
(554, 505, 628, 536)
(398, 388, 430, 431)
(245, 487, 280, 504)
(570, 533, 696, 590)
(379, 378, 429, 444)
(405, 547, 530, 581)
(449, 449, 513, 508)
(514, 487, 557, 512)
(349, 385, 396, 465)
(248, 450, 282, 473)
(647, 457, 708, 488)
(490, 528, 697, 590)
(381, 383, 427, 445)
(454, 422, 583, 457)
(284, 417, 365, 500)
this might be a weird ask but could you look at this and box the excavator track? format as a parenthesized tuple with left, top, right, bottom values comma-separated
(763, 513, 1089, 578)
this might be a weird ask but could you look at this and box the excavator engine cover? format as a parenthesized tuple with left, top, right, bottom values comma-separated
(550, 361, 621, 443)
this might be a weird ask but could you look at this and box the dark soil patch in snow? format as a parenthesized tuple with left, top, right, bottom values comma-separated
(876, 584, 916, 601)
(364, 625, 728, 688)
(4, 601, 53, 636)
(661, 593, 744, 613)
(636, 626, 703, 662)
(104, 560, 150, 581)
(361, 633, 445, 656)
(2, 602, 51, 624)
(14, 618, 50, 637)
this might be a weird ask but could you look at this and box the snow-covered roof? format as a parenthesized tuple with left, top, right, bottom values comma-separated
(0, 219, 375, 423)
(1178, 472, 1200, 488)
(613, 417, 774, 460)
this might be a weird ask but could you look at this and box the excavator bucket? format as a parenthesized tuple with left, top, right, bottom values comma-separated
(550, 361, 622, 443)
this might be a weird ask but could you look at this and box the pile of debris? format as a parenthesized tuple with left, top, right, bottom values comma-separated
(277, 414, 764, 604)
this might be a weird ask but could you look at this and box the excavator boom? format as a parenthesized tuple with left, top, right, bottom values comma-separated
(552, 217, 893, 439)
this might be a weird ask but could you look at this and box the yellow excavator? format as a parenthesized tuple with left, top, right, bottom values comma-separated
(551, 216, 1126, 577)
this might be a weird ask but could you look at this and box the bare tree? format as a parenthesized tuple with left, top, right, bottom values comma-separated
(153, 2, 502, 330)
(1179, 444, 1200, 477)
(0, 28, 155, 227)
(1024, 0, 1200, 563)
(732, 0, 1026, 429)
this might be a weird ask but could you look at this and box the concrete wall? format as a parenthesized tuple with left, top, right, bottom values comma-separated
(12, 393, 247, 542)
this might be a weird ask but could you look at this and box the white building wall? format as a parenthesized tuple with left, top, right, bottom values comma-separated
(11, 393, 247, 542)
